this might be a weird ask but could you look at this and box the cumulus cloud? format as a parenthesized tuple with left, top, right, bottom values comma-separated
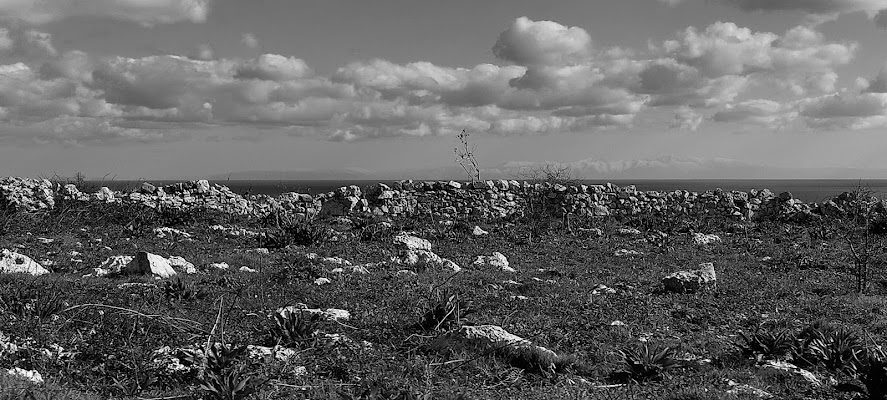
(242, 33, 259, 49)
(0, 15, 878, 145)
(864, 63, 887, 93)
(492, 17, 592, 66)
(712, 99, 796, 128)
(190, 44, 214, 61)
(670, 106, 704, 130)
(664, 0, 887, 26)
(0, 0, 211, 25)
(234, 54, 313, 81)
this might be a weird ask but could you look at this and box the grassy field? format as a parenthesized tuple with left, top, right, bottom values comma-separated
(1, 197, 887, 399)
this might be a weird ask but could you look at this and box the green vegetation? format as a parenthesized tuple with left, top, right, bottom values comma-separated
(3, 191, 887, 399)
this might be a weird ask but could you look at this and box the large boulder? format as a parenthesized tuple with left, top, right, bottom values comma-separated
(124, 252, 177, 278)
(662, 262, 716, 293)
(0, 249, 49, 276)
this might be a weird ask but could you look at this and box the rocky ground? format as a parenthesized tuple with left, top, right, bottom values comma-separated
(2, 193, 887, 399)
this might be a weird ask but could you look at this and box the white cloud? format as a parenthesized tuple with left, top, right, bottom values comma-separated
(235, 54, 313, 82)
(190, 44, 214, 61)
(242, 33, 259, 49)
(712, 99, 796, 128)
(798, 92, 887, 129)
(864, 63, 887, 92)
(492, 17, 592, 66)
(0, 0, 211, 25)
(670, 106, 703, 130)
(665, 0, 887, 26)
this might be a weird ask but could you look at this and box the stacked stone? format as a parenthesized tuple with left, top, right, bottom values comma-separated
(318, 185, 369, 217)
(0, 177, 55, 212)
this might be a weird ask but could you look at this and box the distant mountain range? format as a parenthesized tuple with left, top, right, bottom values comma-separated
(206, 157, 887, 181)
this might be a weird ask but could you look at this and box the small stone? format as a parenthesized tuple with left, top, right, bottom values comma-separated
(472, 226, 489, 236)
(209, 262, 230, 270)
(473, 252, 513, 272)
(392, 233, 432, 251)
(5, 367, 44, 385)
(239, 266, 257, 273)
(314, 277, 331, 286)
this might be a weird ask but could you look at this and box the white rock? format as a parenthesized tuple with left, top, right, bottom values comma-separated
(431, 325, 558, 372)
(614, 249, 643, 257)
(153, 227, 192, 239)
(277, 305, 350, 321)
(663, 262, 716, 294)
(124, 252, 177, 278)
(472, 252, 513, 272)
(472, 226, 489, 236)
(617, 228, 642, 236)
(392, 233, 432, 251)
(167, 256, 197, 274)
(99, 255, 133, 274)
(0, 249, 49, 276)
(246, 345, 298, 362)
(314, 277, 331, 286)
(239, 266, 257, 273)
(396, 269, 418, 278)
(5, 367, 44, 385)
(609, 320, 626, 327)
(726, 380, 773, 399)
(692, 233, 722, 246)
(209, 262, 230, 270)
(758, 360, 821, 387)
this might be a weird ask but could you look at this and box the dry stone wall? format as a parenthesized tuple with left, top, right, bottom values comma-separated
(0, 176, 841, 222)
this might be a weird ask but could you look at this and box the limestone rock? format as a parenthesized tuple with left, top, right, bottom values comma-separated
(393, 233, 432, 251)
(393, 249, 461, 272)
(758, 360, 821, 387)
(0, 249, 49, 276)
(663, 262, 716, 294)
(167, 256, 197, 274)
(692, 233, 722, 246)
(125, 252, 177, 278)
(472, 226, 489, 236)
(431, 325, 559, 372)
(617, 228, 642, 236)
(98, 255, 134, 275)
(473, 252, 513, 272)
(277, 304, 350, 321)
(5, 367, 44, 385)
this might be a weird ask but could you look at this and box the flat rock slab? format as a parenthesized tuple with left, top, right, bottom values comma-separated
(431, 324, 558, 372)
(393, 233, 432, 251)
(0, 249, 49, 276)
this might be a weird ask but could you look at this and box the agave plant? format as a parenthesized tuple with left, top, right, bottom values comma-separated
(198, 369, 256, 400)
(734, 327, 796, 361)
(861, 345, 887, 400)
(415, 290, 475, 332)
(801, 327, 865, 375)
(162, 276, 206, 302)
(615, 344, 679, 383)
(270, 308, 322, 348)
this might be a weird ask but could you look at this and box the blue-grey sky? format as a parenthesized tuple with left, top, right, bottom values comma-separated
(2, 0, 887, 179)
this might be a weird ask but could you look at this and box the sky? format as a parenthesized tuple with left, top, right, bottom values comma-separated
(2, 0, 887, 179)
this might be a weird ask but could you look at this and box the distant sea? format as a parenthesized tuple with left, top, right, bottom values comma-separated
(78, 179, 887, 203)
